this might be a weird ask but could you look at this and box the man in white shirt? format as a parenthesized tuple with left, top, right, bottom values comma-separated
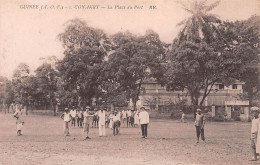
(250, 111, 259, 161)
(98, 108, 106, 137)
(70, 106, 77, 127)
(61, 108, 72, 136)
(139, 106, 149, 139)
(83, 106, 93, 140)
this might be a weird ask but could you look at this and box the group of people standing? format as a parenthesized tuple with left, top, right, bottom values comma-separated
(60, 106, 150, 140)
(12, 104, 205, 145)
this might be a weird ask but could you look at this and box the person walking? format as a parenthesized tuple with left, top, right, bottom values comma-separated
(83, 106, 93, 140)
(61, 108, 72, 136)
(98, 108, 106, 137)
(139, 106, 149, 139)
(194, 109, 205, 143)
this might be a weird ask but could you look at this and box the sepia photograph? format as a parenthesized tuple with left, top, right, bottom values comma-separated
(0, 0, 260, 164)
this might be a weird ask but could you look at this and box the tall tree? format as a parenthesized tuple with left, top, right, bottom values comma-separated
(34, 63, 58, 110)
(57, 19, 108, 107)
(165, 1, 260, 117)
(223, 19, 260, 106)
(12, 63, 32, 114)
(0, 76, 9, 112)
(177, 0, 221, 44)
(106, 30, 167, 110)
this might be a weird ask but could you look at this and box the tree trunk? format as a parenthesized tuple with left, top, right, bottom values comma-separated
(24, 105, 28, 116)
(248, 88, 254, 107)
(190, 89, 200, 119)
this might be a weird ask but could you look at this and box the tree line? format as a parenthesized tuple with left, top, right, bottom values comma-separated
(1, 1, 259, 115)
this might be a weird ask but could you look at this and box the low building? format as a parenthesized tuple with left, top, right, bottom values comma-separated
(135, 79, 250, 121)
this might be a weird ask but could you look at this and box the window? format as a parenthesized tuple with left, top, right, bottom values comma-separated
(219, 84, 224, 90)
(232, 84, 237, 89)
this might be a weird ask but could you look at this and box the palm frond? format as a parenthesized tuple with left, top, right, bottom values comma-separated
(198, 0, 208, 7)
(197, 0, 208, 11)
(204, 0, 220, 12)
(182, 7, 194, 14)
(202, 15, 221, 24)
(176, 0, 189, 10)
(177, 18, 189, 26)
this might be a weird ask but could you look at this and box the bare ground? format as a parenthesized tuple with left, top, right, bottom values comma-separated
(0, 113, 255, 165)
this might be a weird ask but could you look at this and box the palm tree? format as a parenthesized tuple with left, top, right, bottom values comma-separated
(177, 0, 221, 44)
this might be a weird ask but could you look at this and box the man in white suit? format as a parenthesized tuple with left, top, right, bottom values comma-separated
(98, 108, 106, 137)
(139, 106, 149, 139)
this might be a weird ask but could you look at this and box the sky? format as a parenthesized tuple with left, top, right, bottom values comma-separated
(0, 0, 259, 79)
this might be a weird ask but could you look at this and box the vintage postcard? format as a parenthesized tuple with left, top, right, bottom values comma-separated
(0, 0, 260, 164)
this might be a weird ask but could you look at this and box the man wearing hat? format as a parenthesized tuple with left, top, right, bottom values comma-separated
(112, 110, 121, 135)
(83, 106, 93, 140)
(139, 106, 149, 139)
(194, 109, 205, 143)
(60, 108, 72, 136)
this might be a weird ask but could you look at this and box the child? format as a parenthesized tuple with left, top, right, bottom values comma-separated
(134, 110, 139, 127)
(60, 108, 72, 136)
(181, 112, 185, 123)
(250, 111, 259, 161)
(14, 107, 24, 136)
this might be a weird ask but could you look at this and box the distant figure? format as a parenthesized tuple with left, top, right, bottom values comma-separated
(126, 109, 132, 127)
(70, 107, 77, 127)
(139, 106, 149, 139)
(83, 106, 93, 140)
(112, 111, 121, 136)
(250, 111, 259, 161)
(105, 110, 110, 128)
(134, 110, 140, 127)
(77, 108, 83, 127)
(61, 108, 72, 136)
(98, 108, 106, 137)
(92, 109, 99, 128)
(181, 112, 185, 123)
(109, 112, 114, 129)
(122, 109, 127, 127)
(194, 109, 205, 143)
(13, 107, 24, 136)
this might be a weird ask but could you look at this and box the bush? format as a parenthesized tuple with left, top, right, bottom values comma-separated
(212, 116, 224, 122)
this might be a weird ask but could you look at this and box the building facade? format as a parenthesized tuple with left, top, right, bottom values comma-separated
(137, 79, 244, 108)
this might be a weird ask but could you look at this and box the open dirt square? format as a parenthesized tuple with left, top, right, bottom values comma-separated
(0, 114, 255, 165)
